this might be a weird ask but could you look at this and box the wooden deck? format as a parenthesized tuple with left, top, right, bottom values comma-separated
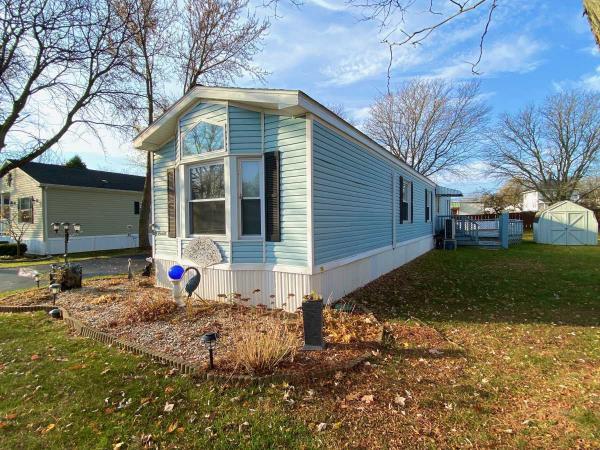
(437, 216, 523, 248)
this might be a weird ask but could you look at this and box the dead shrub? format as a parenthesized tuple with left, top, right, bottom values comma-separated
(231, 320, 298, 374)
(122, 292, 177, 324)
(324, 308, 379, 344)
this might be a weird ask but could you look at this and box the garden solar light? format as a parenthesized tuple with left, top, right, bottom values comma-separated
(51, 222, 60, 233)
(200, 332, 218, 370)
(34, 273, 40, 288)
(62, 222, 70, 231)
(49, 283, 61, 305)
(73, 223, 81, 233)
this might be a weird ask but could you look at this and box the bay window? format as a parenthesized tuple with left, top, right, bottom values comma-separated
(188, 163, 225, 235)
(182, 120, 225, 156)
(239, 159, 262, 236)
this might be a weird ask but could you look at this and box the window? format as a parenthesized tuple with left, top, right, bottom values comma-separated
(402, 179, 412, 222)
(1, 194, 9, 220)
(239, 159, 262, 236)
(182, 120, 225, 156)
(188, 163, 225, 235)
(18, 197, 33, 223)
(134, 201, 140, 215)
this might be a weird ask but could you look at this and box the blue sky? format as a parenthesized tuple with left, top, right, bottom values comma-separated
(56, 0, 599, 194)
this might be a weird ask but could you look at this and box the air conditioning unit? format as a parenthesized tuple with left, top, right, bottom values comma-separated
(444, 218, 456, 239)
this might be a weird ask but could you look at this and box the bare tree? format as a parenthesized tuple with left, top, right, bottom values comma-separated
(179, 0, 270, 92)
(326, 103, 357, 126)
(488, 90, 600, 204)
(0, 0, 134, 178)
(479, 179, 523, 213)
(577, 176, 600, 209)
(114, 0, 176, 249)
(3, 209, 30, 257)
(364, 78, 489, 176)
(349, 0, 498, 88)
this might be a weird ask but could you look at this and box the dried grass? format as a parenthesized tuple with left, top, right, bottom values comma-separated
(122, 292, 178, 324)
(231, 319, 298, 374)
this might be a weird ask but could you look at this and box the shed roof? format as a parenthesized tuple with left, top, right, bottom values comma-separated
(11, 160, 144, 192)
(538, 200, 592, 215)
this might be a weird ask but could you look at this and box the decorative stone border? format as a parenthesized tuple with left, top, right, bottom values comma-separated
(0, 302, 384, 384)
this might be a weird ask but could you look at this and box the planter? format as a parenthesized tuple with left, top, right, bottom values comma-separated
(302, 299, 325, 350)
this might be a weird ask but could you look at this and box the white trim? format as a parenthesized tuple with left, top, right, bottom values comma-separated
(41, 184, 142, 195)
(42, 186, 48, 241)
(236, 157, 265, 240)
(312, 234, 431, 274)
(306, 113, 314, 268)
(150, 151, 155, 258)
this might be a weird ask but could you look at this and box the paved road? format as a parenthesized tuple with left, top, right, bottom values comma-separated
(0, 254, 149, 292)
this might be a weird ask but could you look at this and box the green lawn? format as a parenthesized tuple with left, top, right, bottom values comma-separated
(0, 314, 313, 449)
(1, 238, 598, 448)
(0, 248, 148, 269)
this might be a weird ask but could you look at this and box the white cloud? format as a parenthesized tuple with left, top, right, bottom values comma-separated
(553, 65, 600, 92)
(433, 35, 545, 79)
(306, 0, 347, 11)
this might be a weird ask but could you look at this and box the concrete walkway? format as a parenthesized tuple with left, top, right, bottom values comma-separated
(0, 254, 148, 292)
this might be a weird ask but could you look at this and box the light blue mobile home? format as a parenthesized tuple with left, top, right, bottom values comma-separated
(134, 87, 458, 311)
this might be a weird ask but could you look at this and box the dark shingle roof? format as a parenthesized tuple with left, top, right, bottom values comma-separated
(15, 161, 145, 192)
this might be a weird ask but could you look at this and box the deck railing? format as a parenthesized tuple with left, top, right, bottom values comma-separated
(508, 219, 524, 243)
(437, 215, 480, 244)
(437, 214, 523, 247)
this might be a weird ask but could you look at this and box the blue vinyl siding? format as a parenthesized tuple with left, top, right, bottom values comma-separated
(231, 241, 262, 263)
(228, 106, 261, 153)
(395, 178, 435, 243)
(312, 121, 434, 265)
(264, 115, 307, 266)
(152, 139, 177, 257)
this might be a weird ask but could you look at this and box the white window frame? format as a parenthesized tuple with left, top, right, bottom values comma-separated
(402, 179, 412, 223)
(186, 160, 226, 238)
(180, 116, 227, 161)
(18, 196, 33, 224)
(237, 157, 265, 241)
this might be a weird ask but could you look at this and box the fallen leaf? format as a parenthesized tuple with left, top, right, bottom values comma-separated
(167, 421, 178, 433)
(0, 422, 6, 429)
(316, 422, 327, 432)
(113, 443, 124, 450)
(42, 423, 55, 434)
(101, 368, 111, 375)
(164, 402, 174, 412)
(164, 386, 174, 394)
(361, 395, 374, 404)
(31, 355, 40, 361)
(68, 363, 87, 370)
(394, 395, 406, 407)
(5, 413, 17, 420)
(345, 392, 360, 401)
(105, 407, 115, 414)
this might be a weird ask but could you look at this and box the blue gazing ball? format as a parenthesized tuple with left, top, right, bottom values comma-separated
(168, 264, 185, 280)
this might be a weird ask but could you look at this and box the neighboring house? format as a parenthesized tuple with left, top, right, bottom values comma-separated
(0, 161, 144, 254)
(523, 190, 579, 212)
(133, 86, 461, 311)
(451, 197, 486, 215)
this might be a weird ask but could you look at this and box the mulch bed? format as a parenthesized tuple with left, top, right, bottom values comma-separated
(1, 277, 383, 379)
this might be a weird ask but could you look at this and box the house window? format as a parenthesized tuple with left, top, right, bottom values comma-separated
(239, 159, 262, 236)
(188, 163, 225, 235)
(402, 180, 412, 222)
(134, 201, 140, 215)
(18, 197, 33, 223)
(1, 194, 9, 220)
(181, 120, 225, 156)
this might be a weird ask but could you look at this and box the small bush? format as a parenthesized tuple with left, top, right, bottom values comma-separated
(231, 320, 298, 374)
(0, 243, 27, 257)
(122, 293, 178, 324)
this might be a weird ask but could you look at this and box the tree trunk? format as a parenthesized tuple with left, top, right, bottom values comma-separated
(138, 151, 152, 249)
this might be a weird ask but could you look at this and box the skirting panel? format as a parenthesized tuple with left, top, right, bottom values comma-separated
(45, 234, 139, 254)
(155, 235, 433, 311)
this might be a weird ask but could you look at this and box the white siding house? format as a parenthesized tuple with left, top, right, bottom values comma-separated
(134, 87, 461, 311)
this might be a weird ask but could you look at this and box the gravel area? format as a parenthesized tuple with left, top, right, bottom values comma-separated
(1, 276, 383, 376)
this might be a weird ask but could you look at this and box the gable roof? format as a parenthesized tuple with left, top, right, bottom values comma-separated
(132, 86, 443, 189)
(12, 160, 144, 192)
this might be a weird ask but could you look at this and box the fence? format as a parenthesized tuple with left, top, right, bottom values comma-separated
(456, 211, 536, 230)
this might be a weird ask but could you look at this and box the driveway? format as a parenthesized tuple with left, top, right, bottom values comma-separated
(0, 254, 148, 292)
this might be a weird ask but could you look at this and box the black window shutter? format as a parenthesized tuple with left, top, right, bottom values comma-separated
(410, 182, 414, 223)
(264, 151, 281, 242)
(30, 196, 34, 224)
(399, 176, 404, 224)
(425, 189, 428, 222)
(167, 168, 176, 238)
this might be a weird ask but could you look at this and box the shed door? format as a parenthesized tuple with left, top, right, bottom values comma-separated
(548, 211, 586, 245)
(549, 212, 567, 245)
(566, 212, 587, 245)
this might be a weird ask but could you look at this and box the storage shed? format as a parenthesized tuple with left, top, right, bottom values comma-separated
(533, 201, 598, 245)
